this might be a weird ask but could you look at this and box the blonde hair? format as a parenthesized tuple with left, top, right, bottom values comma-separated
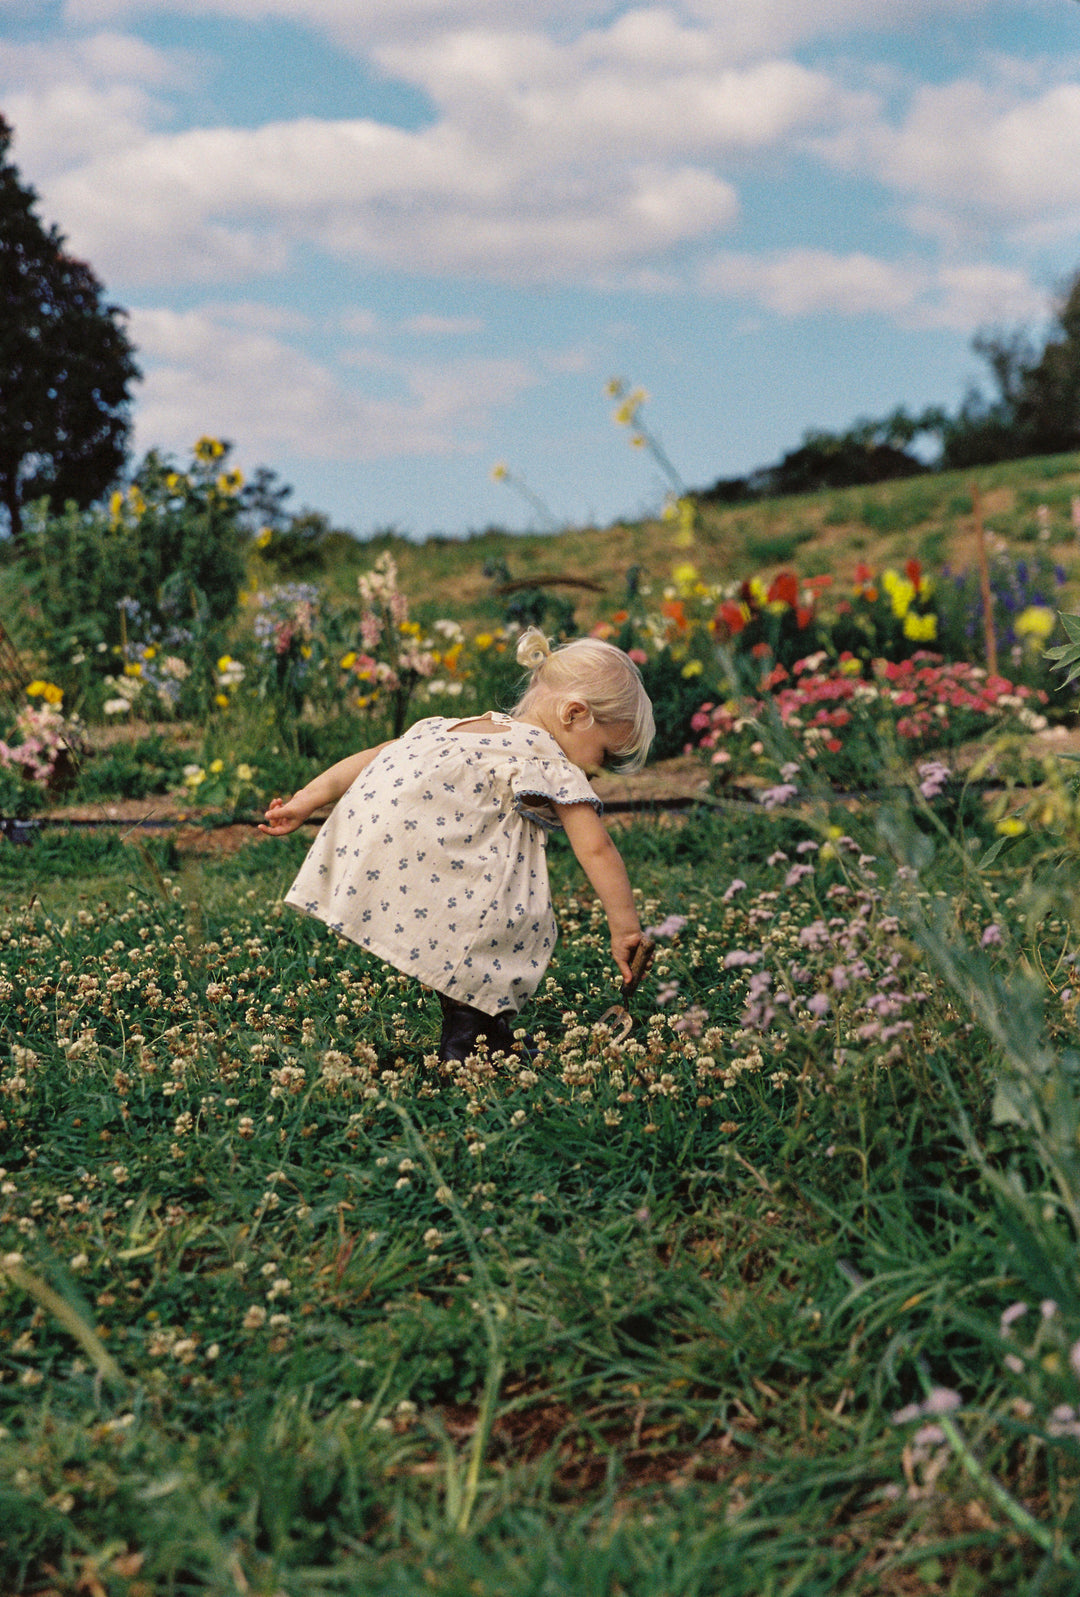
(511, 627, 655, 772)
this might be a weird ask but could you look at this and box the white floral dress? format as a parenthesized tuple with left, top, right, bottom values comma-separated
(284, 713, 601, 1015)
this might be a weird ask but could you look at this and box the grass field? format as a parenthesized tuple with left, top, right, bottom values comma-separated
(3, 779, 1080, 1594)
(4, 454, 1080, 1593)
(316, 453, 1080, 635)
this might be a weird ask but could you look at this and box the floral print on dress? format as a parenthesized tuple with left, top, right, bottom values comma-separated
(284, 713, 600, 1016)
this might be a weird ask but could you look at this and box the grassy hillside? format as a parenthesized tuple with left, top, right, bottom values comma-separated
(314, 452, 1080, 634)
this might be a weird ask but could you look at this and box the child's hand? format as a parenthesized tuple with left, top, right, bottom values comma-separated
(611, 929, 645, 986)
(258, 796, 308, 837)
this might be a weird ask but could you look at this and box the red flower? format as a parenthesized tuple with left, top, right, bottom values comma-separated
(854, 562, 874, 585)
(767, 570, 799, 607)
(715, 599, 747, 635)
(795, 605, 814, 629)
(905, 558, 922, 589)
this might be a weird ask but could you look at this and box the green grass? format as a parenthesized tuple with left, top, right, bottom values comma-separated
(252, 452, 1080, 632)
(3, 791, 1080, 1594)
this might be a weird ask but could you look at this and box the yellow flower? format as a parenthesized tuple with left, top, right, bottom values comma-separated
(165, 472, 182, 491)
(216, 469, 244, 496)
(108, 489, 125, 526)
(748, 577, 768, 607)
(300, 645, 312, 659)
(142, 645, 157, 660)
(673, 562, 699, 590)
(996, 816, 1027, 836)
(882, 569, 915, 619)
(127, 485, 146, 517)
(214, 693, 229, 709)
(902, 611, 937, 642)
(209, 759, 224, 775)
(236, 763, 254, 782)
(217, 655, 234, 673)
(123, 662, 142, 677)
(676, 497, 695, 548)
(254, 526, 273, 549)
(1015, 605, 1056, 643)
(490, 463, 508, 482)
(839, 657, 862, 676)
(340, 652, 358, 670)
(474, 633, 494, 651)
(681, 660, 704, 679)
(25, 680, 47, 698)
(194, 436, 226, 464)
(41, 682, 63, 706)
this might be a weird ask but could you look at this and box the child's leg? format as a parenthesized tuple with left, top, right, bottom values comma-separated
(436, 994, 536, 1062)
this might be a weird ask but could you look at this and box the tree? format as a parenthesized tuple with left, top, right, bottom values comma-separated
(0, 115, 139, 547)
(941, 266, 1080, 468)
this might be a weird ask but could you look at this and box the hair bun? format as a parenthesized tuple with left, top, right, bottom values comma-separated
(515, 627, 552, 671)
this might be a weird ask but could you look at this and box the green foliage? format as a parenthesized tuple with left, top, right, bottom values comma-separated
(4, 769, 1080, 1589)
(12, 439, 248, 714)
(0, 115, 138, 546)
(72, 734, 192, 800)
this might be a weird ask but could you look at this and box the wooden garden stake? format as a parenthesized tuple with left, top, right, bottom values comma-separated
(972, 482, 998, 678)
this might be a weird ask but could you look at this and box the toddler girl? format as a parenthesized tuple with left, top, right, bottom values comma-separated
(260, 626, 655, 1061)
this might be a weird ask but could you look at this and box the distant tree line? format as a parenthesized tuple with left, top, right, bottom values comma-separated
(700, 266, 1080, 504)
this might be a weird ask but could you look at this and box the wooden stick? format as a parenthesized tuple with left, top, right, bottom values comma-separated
(972, 482, 998, 678)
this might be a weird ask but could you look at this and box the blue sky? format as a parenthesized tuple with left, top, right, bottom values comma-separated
(3, 0, 1080, 540)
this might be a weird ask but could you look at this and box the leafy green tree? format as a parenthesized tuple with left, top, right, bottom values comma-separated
(941, 266, 1080, 467)
(0, 115, 139, 547)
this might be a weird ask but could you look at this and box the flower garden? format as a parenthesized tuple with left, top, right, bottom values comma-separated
(3, 451, 1080, 1593)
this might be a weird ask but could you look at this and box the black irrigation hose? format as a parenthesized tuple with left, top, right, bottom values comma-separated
(0, 775, 1031, 847)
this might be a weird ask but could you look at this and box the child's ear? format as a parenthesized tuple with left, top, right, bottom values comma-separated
(563, 698, 590, 727)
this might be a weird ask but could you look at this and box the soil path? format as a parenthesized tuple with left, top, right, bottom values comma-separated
(34, 727, 1080, 857)
(37, 756, 712, 855)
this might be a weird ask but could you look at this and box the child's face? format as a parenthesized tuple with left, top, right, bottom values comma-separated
(558, 710, 634, 775)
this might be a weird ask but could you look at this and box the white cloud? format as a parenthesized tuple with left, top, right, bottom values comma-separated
(0, 33, 180, 180)
(128, 304, 537, 465)
(38, 114, 740, 285)
(701, 248, 1046, 329)
(61, 0, 960, 58)
(374, 26, 864, 157)
(829, 73, 1080, 237)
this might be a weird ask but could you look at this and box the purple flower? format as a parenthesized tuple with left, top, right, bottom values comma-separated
(759, 783, 798, 810)
(721, 879, 746, 902)
(807, 993, 831, 1018)
(981, 924, 1003, 948)
(646, 913, 688, 939)
(923, 1387, 962, 1416)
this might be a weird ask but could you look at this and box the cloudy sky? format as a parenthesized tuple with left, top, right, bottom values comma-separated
(2, 0, 1079, 539)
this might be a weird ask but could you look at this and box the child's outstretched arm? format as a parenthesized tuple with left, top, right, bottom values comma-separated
(555, 801, 643, 984)
(259, 741, 393, 836)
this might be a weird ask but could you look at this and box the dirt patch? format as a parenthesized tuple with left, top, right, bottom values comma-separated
(36, 756, 713, 856)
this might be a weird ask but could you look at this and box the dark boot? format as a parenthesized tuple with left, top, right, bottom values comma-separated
(437, 995, 536, 1062)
